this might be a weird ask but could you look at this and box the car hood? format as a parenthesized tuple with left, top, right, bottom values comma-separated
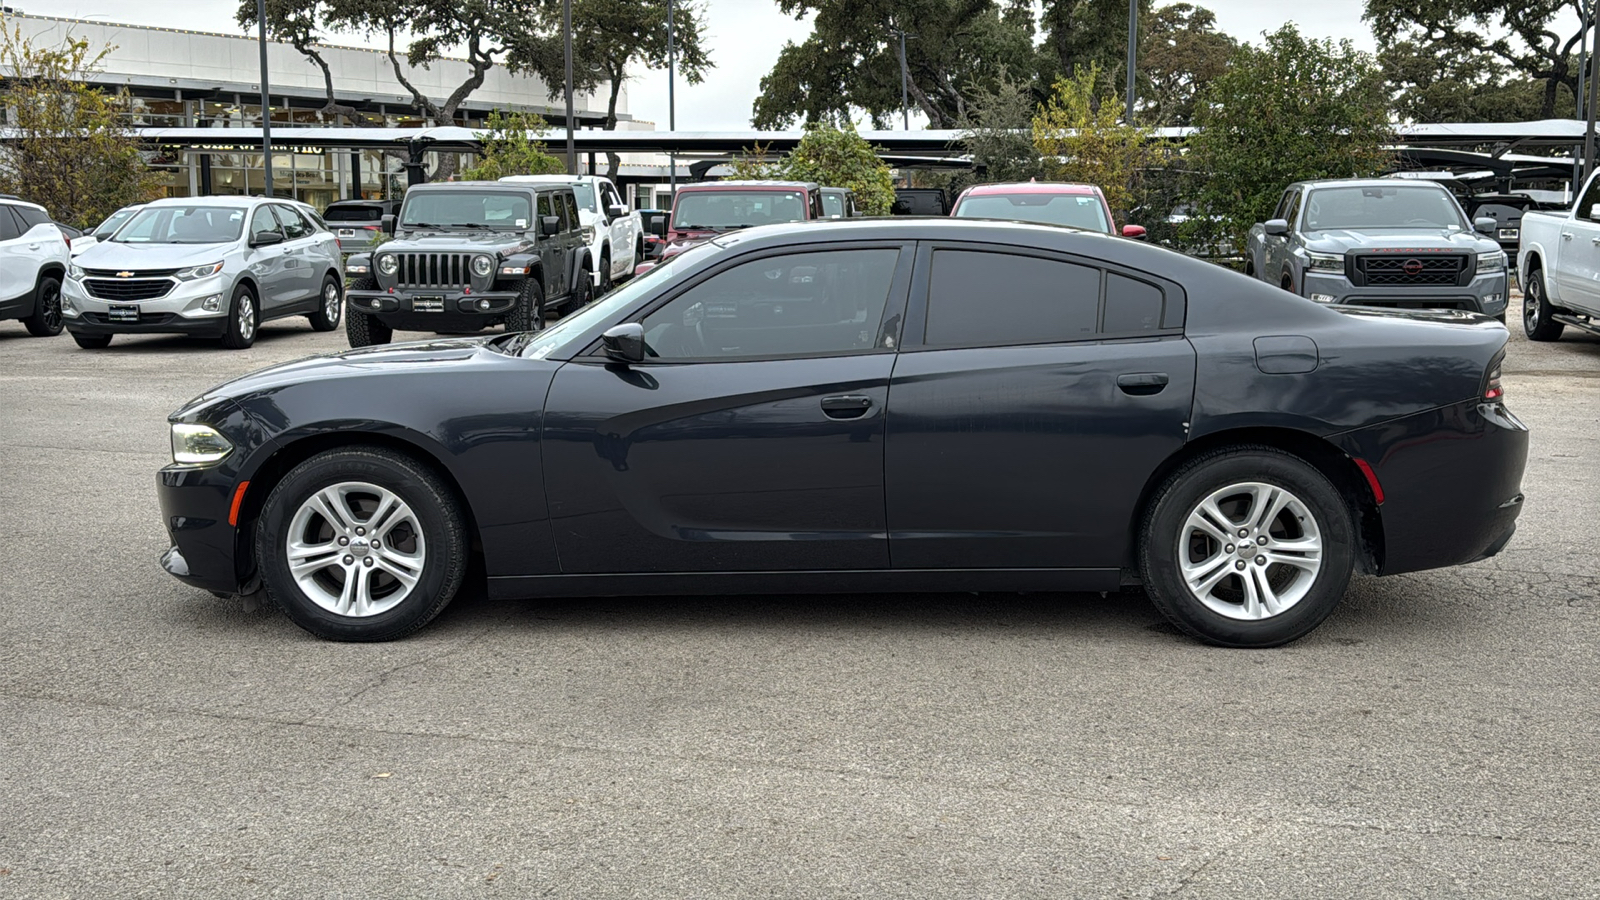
(77, 241, 237, 269)
(1303, 228, 1498, 254)
(383, 233, 532, 254)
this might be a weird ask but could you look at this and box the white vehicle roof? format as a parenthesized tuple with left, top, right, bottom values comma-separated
(0, 197, 50, 214)
(498, 175, 608, 184)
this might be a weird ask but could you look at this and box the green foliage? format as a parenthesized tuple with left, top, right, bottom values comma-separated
(1378, 38, 1570, 123)
(955, 71, 1045, 188)
(1037, 0, 1152, 96)
(731, 127, 896, 216)
(0, 19, 161, 228)
(1138, 3, 1236, 126)
(1365, 0, 1588, 120)
(459, 111, 566, 181)
(1031, 64, 1153, 220)
(1185, 25, 1393, 250)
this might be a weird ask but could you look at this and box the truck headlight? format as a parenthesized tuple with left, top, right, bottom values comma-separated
(170, 423, 233, 465)
(1477, 251, 1506, 272)
(1305, 251, 1344, 273)
(472, 255, 493, 276)
(377, 254, 399, 276)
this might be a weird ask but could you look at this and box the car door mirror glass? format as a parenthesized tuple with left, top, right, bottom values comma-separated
(1264, 219, 1290, 236)
(601, 322, 646, 364)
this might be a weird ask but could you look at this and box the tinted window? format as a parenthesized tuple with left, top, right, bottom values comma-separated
(323, 204, 386, 222)
(536, 192, 553, 227)
(925, 250, 1099, 347)
(671, 191, 809, 229)
(1283, 191, 1303, 228)
(13, 206, 50, 229)
(0, 207, 21, 241)
(272, 205, 312, 239)
(1273, 189, 1296, 220)
(642, 249, 899, 360)
(954, 193, 1111, 233)
(562, 192, 581, 231)
(1580, 178, 1600, 223)
(1103, 274, 1164, 333)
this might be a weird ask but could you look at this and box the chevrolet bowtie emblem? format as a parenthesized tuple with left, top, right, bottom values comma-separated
(116, 271, 134, 277)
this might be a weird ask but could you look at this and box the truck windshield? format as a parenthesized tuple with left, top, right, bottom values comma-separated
(112, 206, 245, 244)
(1303, 186, 1467, 231)
(672, 191, 808, 230)
(400, 192, 532, 229)
(954, 193, 1111, 233)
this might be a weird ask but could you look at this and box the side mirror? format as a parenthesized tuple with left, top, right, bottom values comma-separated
(608, 203, 628, 218)
(1474, 216, 1498, 235)
(1263, 218, 1290, 236)
(1121, 224, 1148, 240)
(381, 214, 396, 236)
(601, 322, 646, 364)
(650, 218, 667, 238)
(539, 215, 561, 237)
(251, 231, 285, 247)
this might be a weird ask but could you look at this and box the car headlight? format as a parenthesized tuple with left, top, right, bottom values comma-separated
(176, 262, 224, 281)
(68, 263, 85, 280)
(581, 225, 596, 243)
(170, 423, 233, 465)
(472, 255, 493, 277)
(345, 262, 369, 275)
(377, 254, 399, 276)
(1477, 251, 1506, 272)
(1305, 251, 1344, 273)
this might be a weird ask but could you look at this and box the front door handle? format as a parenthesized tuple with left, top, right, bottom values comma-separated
(821, 394, 873, 418)
(1117, 373, 1170, 396)
(1563, 232, 1575, 241)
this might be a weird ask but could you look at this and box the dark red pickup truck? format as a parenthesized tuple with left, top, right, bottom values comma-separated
(637, 180, 825, 276)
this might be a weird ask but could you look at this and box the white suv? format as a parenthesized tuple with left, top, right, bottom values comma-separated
(499, 175, 642, 294)
(0, 196, 72, 337)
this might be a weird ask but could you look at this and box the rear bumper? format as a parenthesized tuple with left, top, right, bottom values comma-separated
(1332, 398, 1529, 576)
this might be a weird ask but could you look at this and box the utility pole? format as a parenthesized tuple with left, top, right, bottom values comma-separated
(564, 0, 576, 175)
(668, 0, 677, 193)
(1587, 32, 1600, 185)
(256, 0, 273, 194)
(1578, 1, 1591, 192)
(896, 28, 909, 130)
(1124, 0, 1138, 123)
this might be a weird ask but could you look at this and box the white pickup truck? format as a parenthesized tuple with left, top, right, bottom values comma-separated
(499, 174, 642, 296)
(1517, 171, 1600, 342)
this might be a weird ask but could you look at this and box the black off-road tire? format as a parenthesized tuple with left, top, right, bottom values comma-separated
(220, 283, 258, 350)
(598, 252, 614, 296)
(1139, 446, 1356, 648)
(566, 268, 592, 313)
(344, 277, 392, 348)
(1522, 268, 1565, 342)
(308, 274, 343, 331)
(22, 275, 63, 337)
(507, 278, 544, 332)
(255, 447, 469, 642)
(71, 332, 112, 349)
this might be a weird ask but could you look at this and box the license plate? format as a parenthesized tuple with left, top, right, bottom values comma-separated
(412, 297, 444, 313)
(338, 228, 356, 237)
(108, 305, 139, 322)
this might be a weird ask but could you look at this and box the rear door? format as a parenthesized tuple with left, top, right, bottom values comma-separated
(0, 207, 33, 308)
(540, 243, 912, 573)
(270, 204, 319, 303)
(533, 191, 565, 306)
(884, 242, 1196, 571)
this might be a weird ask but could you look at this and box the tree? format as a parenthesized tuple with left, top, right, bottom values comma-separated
(1379, 38, 1566, 123)
(515, 0, 712, 181)
(1185, 25, 1393, 250)
(236, 0, 367, 125)
(728, 127, 897, 216)
(955, 70, 1045, 186)
(1366, 0, 1590, 120)
(753, 0, 1036, 129)
(1031, 64, 1152, 221)
(0, 20, 160, 228)
(1138, 3, 1236, 126)
(1037, 0, 1151, 97)
(458, 110, 566, 180)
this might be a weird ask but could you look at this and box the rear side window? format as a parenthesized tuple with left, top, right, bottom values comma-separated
(1103, 273, 1165, 333)
(0, 207, 21, 241)
(13, 206, 50, 230)
(925, 250, 1099, 347)
(272, 205, 312, 239)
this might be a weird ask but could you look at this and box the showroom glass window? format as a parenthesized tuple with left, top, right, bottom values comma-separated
(641, 249, 900, 360)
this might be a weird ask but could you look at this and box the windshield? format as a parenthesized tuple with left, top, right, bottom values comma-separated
(324, 204, 386, 223)
(672, 190, 808, 230)
(572, 183, 596, 212)
(94, 207, 139, 238)
(954, 193, 1111, 233)
(1303, 186, 1467, 231)
(821, 193, 845, 217)
(510, 241, 729, 360)
(400, 191, 532, 229)
(112, 206, 245, 244)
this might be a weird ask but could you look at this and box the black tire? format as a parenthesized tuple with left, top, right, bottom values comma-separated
(220, 283, 258, 349)
(255, 447, 468, 642)
(1139, 446, 1355, 648)
(567, 267, 592, 313)
(1523, 268, 1565, 342)
(1279, 272, 1295, 293)
(308, 274, 343, 331)
(507, 277, 544, 332)
(71, 332, 112, 349)
(344, 277, 392, 348)
(22, 275, 63, 337)
(597, 252, 614, 297)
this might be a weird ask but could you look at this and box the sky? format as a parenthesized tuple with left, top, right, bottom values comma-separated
(44, 0, 1381, 129)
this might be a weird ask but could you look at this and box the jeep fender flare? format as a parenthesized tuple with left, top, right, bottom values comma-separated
(571, 249, 592, 295)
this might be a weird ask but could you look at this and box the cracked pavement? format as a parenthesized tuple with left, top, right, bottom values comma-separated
(1, 316, 1597, 898)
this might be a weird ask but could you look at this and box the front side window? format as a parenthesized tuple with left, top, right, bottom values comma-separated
(572, 182, 598, 213)
(1579, 178, 1600, 223)
(399, 191, 533, 230)
(925, 249, 1100, 348)
(250, 207, 282, 242)
(536, 192, 554, 229)
(641, 249, 900, 360)
(114, 206, 247, 244)
(671, 191, 810, 231)
(1302, 186, 1468, 231)
(953, 193, 1111, 233)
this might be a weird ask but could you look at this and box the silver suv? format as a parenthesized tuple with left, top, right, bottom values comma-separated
(62, 196, 344, 349)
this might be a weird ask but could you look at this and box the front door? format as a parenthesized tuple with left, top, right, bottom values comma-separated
(540, 244, 912, 573)
(1264, 188, 1300, 287)
(534, 191, 566, 307)
(246, 206, 289, 307)
(885, 243, 1196, 570)
(1556, 175, 1600, 312)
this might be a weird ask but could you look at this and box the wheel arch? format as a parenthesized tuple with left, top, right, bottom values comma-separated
(1130, 426, 1384, 578)
(231, 430, 485, 591)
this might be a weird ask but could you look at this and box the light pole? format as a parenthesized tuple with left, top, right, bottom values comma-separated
(564, 0, 576, 175)
(1587, 29, 1600, 184)
(256, 0, 273, 195)
(897, 28, 909, 129)
(1124, 0, 1138, 122)
(668, 0, 677, 193)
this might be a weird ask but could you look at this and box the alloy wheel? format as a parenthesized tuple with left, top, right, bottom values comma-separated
(239, 295, 257, 342)
(285, 481, 427, 617)
(41, 283, 61, 331)
(1177, 481, 1323, 621)
(323, 281, 341, 325)
(1524, 282, 1540, 332)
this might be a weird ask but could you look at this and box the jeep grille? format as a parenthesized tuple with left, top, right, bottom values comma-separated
(397, 253, 474, 289)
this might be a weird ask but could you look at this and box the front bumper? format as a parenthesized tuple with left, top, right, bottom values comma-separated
(1302, 270, 1509, 315)
(61, 273, 233, 336)
(157, 461, 250, 594)
(1333, 397, 1529, 576)
(347, 288, 520, 317)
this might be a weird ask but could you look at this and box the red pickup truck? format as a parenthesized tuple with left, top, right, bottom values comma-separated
(637, 180, 826, 276)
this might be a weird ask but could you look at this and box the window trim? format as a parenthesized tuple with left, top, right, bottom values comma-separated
(900, 240, 1187, 353)
(249, 205, 284, 240)
(577, 240, 917, 365)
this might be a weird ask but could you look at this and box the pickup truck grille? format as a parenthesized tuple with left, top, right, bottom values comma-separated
(397, 253, 473, 289)
(1353, 253, 1468, 287)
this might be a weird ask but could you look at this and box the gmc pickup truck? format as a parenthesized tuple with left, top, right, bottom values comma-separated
(1516, 170, 1600, 342)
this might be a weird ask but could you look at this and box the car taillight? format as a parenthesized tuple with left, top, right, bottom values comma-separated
(1483, 355, 1505, 402)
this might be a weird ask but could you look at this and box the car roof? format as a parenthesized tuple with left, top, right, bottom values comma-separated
(408, 180, 553, 190)
(961, 182, 1102, 197)
(145, 196, 269, 208)
(1295, 178, 1453, 192)
(679, 180, 819, 191)
(498, 175, 600, 184)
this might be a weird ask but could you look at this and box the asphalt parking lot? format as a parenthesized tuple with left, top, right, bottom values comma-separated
(1, 310, 1598, 898)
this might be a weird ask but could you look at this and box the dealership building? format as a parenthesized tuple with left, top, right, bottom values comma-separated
(0, 11, 634, 208)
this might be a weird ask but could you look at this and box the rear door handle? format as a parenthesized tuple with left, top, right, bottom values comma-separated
(1117, 373, 1170, 396)
(821, 394, 873, 418)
